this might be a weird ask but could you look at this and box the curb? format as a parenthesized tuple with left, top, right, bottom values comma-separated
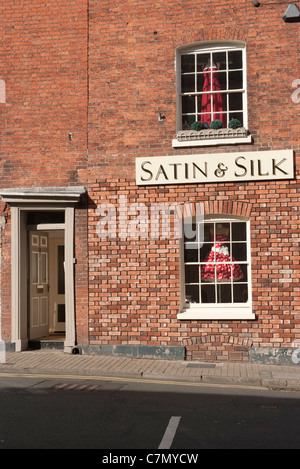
(0, 365, 287, 390)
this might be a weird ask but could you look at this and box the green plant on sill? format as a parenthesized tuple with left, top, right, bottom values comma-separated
(191, 121, 205, 131)
(210, 119, 223, 130)
(228, 118, 242, 129)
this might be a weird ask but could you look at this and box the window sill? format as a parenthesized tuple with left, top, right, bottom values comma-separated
(172, 128, 252, 148)
(178, 304, 255, 321)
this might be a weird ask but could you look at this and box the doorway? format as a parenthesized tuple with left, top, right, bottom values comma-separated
(0, 185, 85, 353)
(28, 229, 66, 342)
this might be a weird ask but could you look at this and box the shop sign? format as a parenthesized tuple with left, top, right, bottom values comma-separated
(136, 150, 294, 186)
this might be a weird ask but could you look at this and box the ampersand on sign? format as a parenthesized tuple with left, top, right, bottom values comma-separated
(214, 163, 228, 178)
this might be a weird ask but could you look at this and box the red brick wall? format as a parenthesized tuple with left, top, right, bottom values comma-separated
(0, 0, 89, 343)
(0, 0, 88, 187)
(88, 0, 300, 166)
(87, 1, 300, 360)
(0, 0, 299, 359)
(87, 177, 299, 361)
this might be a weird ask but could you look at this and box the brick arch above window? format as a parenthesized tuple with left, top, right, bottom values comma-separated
(181, 200, 252, 219)
(173, 27, 249, 48)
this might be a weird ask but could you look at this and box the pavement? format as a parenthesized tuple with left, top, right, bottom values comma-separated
(1, 349, 300, 391)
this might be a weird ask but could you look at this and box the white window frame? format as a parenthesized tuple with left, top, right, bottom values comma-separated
(173, 41, 252, 148)
(178, 215, 255, 320)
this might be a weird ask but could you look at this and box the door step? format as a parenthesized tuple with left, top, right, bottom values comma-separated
(28, 336, 65, 351)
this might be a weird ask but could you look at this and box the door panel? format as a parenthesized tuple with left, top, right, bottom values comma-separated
(29, 232, 49, 340)
(49, 237, 66, 333)
(32, 298, 39, 328)
(41, 297, 48, 325)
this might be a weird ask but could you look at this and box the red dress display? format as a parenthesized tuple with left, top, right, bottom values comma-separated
(201, 234, 244, 282)
(201, 66, 225, 127)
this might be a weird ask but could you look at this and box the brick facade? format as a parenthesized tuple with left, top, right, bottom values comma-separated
(0, 0, 299, 362)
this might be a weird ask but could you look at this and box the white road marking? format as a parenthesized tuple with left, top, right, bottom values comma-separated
(158, 416, 181, 449)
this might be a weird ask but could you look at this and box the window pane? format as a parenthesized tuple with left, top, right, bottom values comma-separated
(218, 284, 232, 303)
(27, 211, 64, 225)
(214, 71, 227, 90)
(232, 222, 246, 241)
(182, 95, 195, 113)
(229, 112, 243, 126)
(57, 304, 66, 323)
(40, 252, 47, 284)
(228, 50, 243, 69)
(197, 53, 210, 72)
(233, 284, 248, 302)
(236, 265, 248, 283)
(184, 244, 198, 262)
(212, 52, 226, 70)
(57, 245, 65, 295)
(201, 284, 215, 303)
(200, 243, 213, 262)
(181, 74, 195, 93)
(229, 70, 243, 89)
(204, 223, 214, 241)
(202, 264, 216, 282)
(229, 93, 243, 111)
(185, 285, 199, 304)
(216, 222, 230, 240)
(182, 115, 196, 130)
(219, 94, 228, 112)
(185, 265, 199, 284)
(197, 73, 205, 93)
(232, 243, 247, 262)
(181, 54, 195, 73)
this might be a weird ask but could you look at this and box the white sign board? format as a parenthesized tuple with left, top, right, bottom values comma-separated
(136, 150, 294, 186)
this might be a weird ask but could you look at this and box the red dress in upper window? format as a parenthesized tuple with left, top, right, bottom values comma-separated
(201, 66, 226, 127)
(201, 234, 244, 282)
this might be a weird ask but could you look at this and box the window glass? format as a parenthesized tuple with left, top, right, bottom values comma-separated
(184, 219, 250, 306)
(179, 45, 246, 132)
(181, 54, 195, 73)
(228, 50, 243, 69)
(57, 245, 65, 295)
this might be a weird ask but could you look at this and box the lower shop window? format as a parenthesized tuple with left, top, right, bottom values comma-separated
(178, 216, 255, 320)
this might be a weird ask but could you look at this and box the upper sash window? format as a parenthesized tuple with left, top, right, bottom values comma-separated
(173, 42, 251, 148)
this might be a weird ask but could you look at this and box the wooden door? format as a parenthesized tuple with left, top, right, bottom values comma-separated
(29, 232, 49, 340)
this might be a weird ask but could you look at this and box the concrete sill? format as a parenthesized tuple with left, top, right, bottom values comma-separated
(173, 128, 252, 148)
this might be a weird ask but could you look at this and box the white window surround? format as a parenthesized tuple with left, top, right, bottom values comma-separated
(173, 41, 252, 148)
(178, 215, 255, 321)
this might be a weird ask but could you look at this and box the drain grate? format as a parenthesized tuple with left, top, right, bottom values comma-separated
(51, 383, 102, 392)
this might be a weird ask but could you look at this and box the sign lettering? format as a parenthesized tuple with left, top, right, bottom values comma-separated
(136, 150, 294, 186)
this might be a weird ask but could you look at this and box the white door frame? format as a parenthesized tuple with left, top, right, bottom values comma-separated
(1, 186, 85, 353)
